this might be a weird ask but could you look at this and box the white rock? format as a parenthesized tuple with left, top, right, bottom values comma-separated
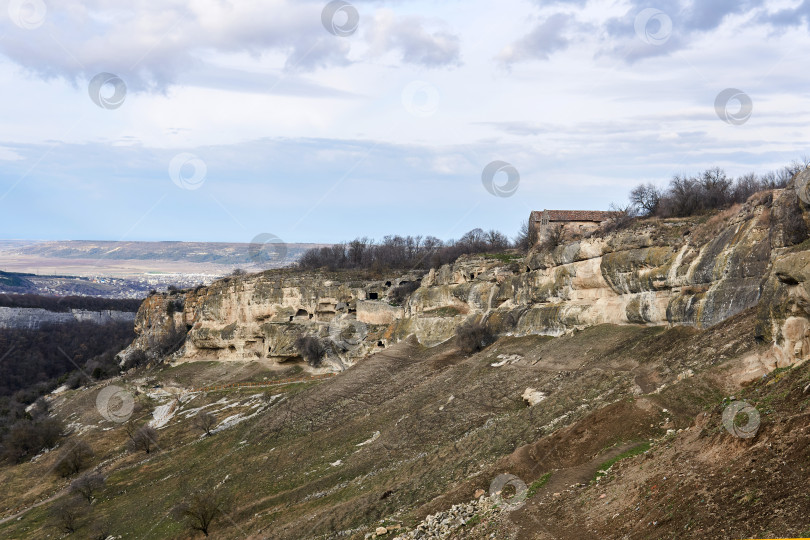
(522, 388, 547, 406)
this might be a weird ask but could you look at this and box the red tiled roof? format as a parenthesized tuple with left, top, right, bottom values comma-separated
(531, 210, 617, 222)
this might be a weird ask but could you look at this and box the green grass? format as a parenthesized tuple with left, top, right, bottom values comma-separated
(482, 253, 523, 263)
(465, 513, 482, 527)
(422, 306, 462, 317)
(592, 442, 651, 482)
(526, 472, 552, 498)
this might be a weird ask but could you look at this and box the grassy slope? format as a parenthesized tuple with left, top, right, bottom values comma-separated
(0, 308, 775, 539)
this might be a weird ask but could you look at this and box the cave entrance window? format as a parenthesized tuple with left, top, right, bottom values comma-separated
(368, 292, 378, 300)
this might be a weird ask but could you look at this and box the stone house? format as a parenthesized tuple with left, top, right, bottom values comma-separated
(530, 210, 617, 244)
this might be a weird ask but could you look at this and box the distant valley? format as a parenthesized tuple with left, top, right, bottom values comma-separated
(0, 240, 328, 298)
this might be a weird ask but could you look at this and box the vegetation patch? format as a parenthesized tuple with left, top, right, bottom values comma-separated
(526, 472, 552, 498)
(592, 442, 651, 483)
(483, 252, 522, 263)
(422, 306, 463, 317)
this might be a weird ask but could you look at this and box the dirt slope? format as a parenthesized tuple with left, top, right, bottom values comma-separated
(1, 304, 787, 539)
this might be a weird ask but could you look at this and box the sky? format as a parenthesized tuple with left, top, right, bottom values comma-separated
(0, 0, 808, 244)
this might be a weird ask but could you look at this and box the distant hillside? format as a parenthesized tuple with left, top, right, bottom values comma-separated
(6, 240, 329, 265)
(0, 271, 33, 288)
(0, 240, 333, 296)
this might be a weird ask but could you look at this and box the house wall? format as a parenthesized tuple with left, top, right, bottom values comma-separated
(532, 220, 602, 244)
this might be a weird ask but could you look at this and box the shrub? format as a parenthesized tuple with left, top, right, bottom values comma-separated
(389, 281, 420, 305)
(49, 496, 87, 534)
(128, 425, 158, 454)
(55, 441, 94, 477)
(70, 472, 105, 502)
(174, 489, 233, 537)
(193, 411, 217, 436)
(294, 336, 326, 367)
(629, 160, 809, 219)
(600, 203, 636, 234)
(166, 297, 185, 316)
(455, 321, 494, 354)
(88, 520, 112, 540)
(3, 417, 63, 463)
(121, 349, 148, 371)
(66, 370, 92, 390)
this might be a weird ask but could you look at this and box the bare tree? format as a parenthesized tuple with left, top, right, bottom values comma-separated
(174, 489, 233, 537)
(128, 425, 158, 454)
(298, 228, 511, 271)
(49, 496, 87, 534)
(485, 229, 510, 250)
(70, 472, 105, 503)
(700, 167, 732, 209)
(55, 441, 94, 477)
(193, 411, 217, 437)
(643, 161, 810, 218)
(514, 219, 537, 251)
(732, 173, 761, 202)
(629, 182, 662, 215)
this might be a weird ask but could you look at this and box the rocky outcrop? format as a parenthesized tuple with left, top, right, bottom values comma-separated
(119, 274, 419, 369)
(0, 306, 135, 329)
(757, 250, 810, 367)
(390, 190, 788, 346)
(120, 187, 810, 373)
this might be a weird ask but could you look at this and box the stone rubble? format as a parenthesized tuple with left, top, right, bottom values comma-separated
(389, 495, 496, 539)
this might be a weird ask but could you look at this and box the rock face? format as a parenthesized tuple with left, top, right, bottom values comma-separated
(119, 273, 419, 368)
(120, 188, 810, 372)
(757, 250, 810, 367)
(0, 306, 135, 329)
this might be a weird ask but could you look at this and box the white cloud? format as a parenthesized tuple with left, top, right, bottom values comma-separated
(497, 13, 575, 65)
(365, 9, 461, 67)
(1, 0, 809, 243)
(0, 146, 24, 161)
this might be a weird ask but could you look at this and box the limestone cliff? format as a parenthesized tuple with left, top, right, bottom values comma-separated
(0, 306, 135, 330)
(119, 188, 810, 372)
